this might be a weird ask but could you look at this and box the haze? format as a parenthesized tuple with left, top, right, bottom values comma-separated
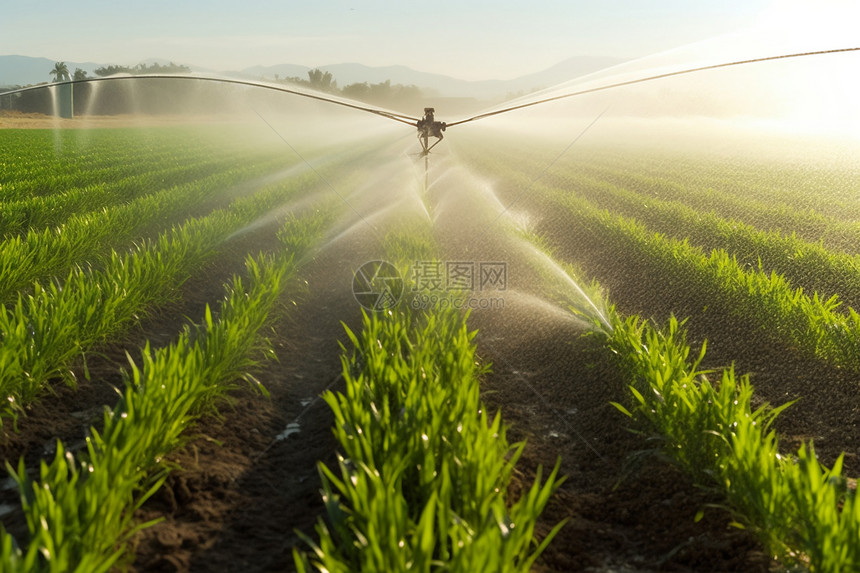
(2, 0, 857, 145)
(0, 0, 811, 80)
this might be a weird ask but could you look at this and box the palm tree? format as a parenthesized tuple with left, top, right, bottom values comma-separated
(73, 68, 88, 81)
(50, 61, 70, 82)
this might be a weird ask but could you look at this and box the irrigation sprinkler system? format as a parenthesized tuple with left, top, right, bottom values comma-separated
(1, 43, 860, 572)
(1, 46, 858, 192)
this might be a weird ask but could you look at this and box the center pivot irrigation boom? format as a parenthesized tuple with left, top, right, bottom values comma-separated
(1, 47, 857, 192)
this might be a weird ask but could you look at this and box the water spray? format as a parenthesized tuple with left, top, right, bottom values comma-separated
(1, 46, 857, 192)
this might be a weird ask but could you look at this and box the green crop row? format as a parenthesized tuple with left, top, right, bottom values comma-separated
(295, 308, 564, 573)
(539, 185, 860, 370)
(0, 127, 281, 199)
(529, 137, 860, 222)
(0, 153, 298, 237)
(295, 208, 563, 571)
(506, 207, 860, 571)
(569, 154, 860, 227)
(0, 159, 314, 303)
(459, 147, 860, 373)
(0, 198, 339, 571)
(0, 172, 316, 424)
(458, 139, 860, 255)
(556, 161, 860, 257)
(529, 169, 860, 312)
(0, 252, 294, 572)
(591, 305, 860, 572)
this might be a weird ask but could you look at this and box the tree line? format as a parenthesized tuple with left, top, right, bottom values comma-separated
(1, 63, 425, 115)
(3, 60, 211, 116)
(44, 61, 191, 83)
(92, 62, 192, 77)
(274, 68, 426, 109)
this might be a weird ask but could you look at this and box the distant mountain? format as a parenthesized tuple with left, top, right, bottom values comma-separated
(505, 56, 626, 92)
(243, 56, 626, 99)
(1, 54, 626, 99)
(0, 55, 101, 87)
(238, 63, 312, 81)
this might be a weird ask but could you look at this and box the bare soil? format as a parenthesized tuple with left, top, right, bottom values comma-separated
(0, 238, 770, 573)
(0, 140, 783, 572)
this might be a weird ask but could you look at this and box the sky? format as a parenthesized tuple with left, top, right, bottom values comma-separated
(0, 0, 790, 80)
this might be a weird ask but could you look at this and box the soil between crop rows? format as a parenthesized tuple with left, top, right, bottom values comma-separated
(0, 147, 773, 572)
(126, 235, 766, 572)
(2, 231, 767, 572)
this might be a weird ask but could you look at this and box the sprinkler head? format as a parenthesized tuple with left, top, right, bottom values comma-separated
(417, 107, 446, 149)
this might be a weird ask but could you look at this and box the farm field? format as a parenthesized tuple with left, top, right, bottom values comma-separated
(1, 116, 859, 572)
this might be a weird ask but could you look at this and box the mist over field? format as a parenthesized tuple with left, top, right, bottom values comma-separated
(2, 2, 860, 571)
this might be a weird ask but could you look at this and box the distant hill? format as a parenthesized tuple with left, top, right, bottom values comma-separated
(0, 55, 101, 87)
(507, 56, 626, 92)
(243, 56, 626, 99)
(238, 63, 313, 81)
(1, 54, 626, 99)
